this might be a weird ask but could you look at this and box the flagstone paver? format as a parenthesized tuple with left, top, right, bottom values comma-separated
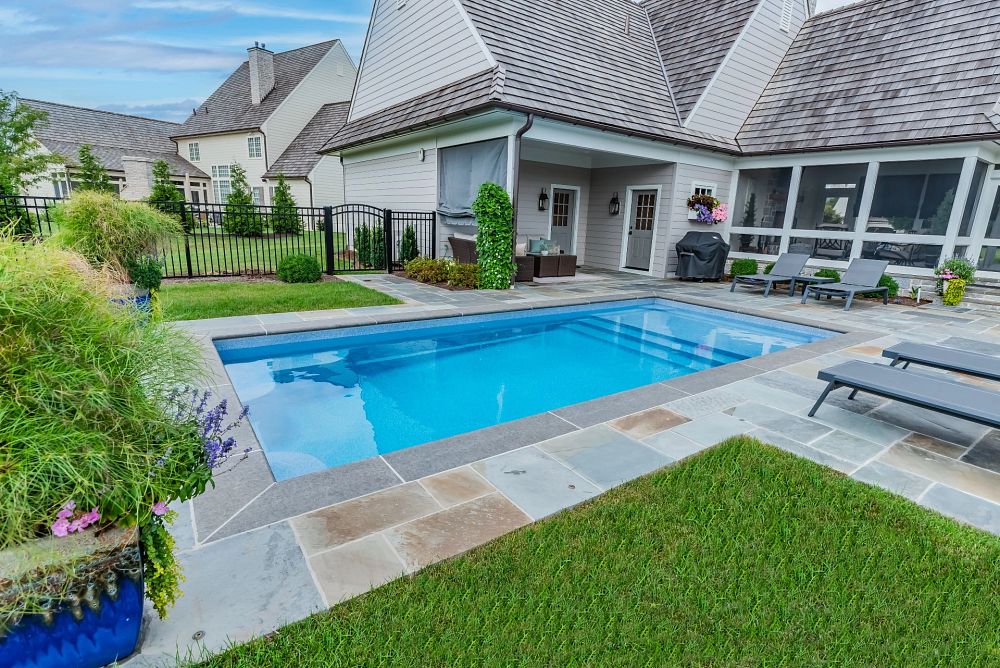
(308, 534, 408, 604)
(642, 429, 712, 461)
(879, 443, 1000, 504)
(851, 461, 933, 501)
(610, 407, 690, 438)
(919, 484, 1000, 534)
(538, 425, 673, 489)
(419, 466, 497, 508)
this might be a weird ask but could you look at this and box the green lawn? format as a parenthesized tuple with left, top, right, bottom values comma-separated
(159, 279, 400, 321)
(159, 229, 352, 278)
(201, 437, 999, 667)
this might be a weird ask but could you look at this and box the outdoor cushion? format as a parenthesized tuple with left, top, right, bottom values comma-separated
(529, 239, 544, 253)
(809, 360, 1000, 428)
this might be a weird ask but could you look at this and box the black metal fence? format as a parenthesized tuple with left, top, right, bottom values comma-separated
(0, 195, 436, 278)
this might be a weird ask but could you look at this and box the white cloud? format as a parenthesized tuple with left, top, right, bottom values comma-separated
(0, 7, 55, 33)
(133, 1, 370, 24)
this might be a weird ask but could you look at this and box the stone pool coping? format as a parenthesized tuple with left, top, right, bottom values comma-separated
(181, 293, 880, 544)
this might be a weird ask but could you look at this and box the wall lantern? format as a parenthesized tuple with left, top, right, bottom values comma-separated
(609, 192, 621, 216)
(538, 188, 549, 211)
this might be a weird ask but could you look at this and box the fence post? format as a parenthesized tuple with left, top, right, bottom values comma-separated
(180, 201, 194, 278)
(323, 206, 335, 275)
(383, 209, 394, 273)
(430, 211, 437, 259)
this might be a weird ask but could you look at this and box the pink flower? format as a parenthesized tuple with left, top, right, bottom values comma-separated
(80, 508, 101, 527)
(56, 501, 76, 520)
(68, 519, 83, 533)
(151, 501, 170, 517)
(51, 518, 71, 537)
(711, 203, 729, 223)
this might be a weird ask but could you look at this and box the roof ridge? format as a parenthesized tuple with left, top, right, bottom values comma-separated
(21, 98, 181, 126)
(272, 39, 340, 57)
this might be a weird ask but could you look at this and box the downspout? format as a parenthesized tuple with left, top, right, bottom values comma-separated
(510, 113, 534, 284)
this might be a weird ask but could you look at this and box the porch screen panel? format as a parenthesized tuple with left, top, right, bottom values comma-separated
(437, 138, 508, 226)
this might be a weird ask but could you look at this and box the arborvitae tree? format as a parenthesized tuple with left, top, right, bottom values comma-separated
(147, 160, 189, 229)
(270, 173, 302, 234)
(399, 224, 419, 263)
(222, 163, 262, 236)
(76, 144, 114, 193)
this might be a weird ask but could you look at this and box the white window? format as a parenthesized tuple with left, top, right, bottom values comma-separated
(268, 186, 276, 200)
(252, 187, 264, 205)
(780, 0, 794, 32)
(211, 165, 232, 202)
(692, 182, 717, 197)
(247, 136, 263, 159)
(188, 142, 200, 162)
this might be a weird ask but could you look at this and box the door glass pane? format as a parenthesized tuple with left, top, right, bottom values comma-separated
(634, 193, 655, 231)
(788, 236, 852, 261)
(552, 191, 570, 227)
(793, 164, 867, 231)
(733, 168, 792, 228)
(869, 159, 963, 235)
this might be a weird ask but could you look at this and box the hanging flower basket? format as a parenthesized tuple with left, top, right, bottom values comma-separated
(687, 194, 729, 225)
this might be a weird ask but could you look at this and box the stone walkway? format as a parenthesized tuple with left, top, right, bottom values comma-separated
(129, 271, 1000, 666)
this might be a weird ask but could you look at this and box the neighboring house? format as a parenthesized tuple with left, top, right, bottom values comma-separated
(320, 0, 1000, 279)
(171, 41, 356, 208)
(263, 102, 350, 207)
(19, 99, 209, 201)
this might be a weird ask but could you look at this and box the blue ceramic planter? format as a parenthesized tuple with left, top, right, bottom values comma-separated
(1, 542, 143, 668)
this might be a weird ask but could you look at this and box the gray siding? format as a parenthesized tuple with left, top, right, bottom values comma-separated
(350, 0, 492, 121)
(686, 0, 805, 138)
(665, 163, 734, 272)
(587, 164, 675, 276)
(310, 155, 346, 207)
(344, 149, 437, 210)
(516, 161, 591, 263)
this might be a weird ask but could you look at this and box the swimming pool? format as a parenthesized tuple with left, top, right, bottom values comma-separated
(217, 299, 831, 480)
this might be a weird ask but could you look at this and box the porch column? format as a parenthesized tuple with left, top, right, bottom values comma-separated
(962, 171, 999, 264)
(848, 161, 880, 259)
(777, 166, 802, 254)
(938, 156, 979, 264)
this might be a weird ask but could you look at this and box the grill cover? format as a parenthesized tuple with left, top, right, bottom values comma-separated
(675, 231, 730, 280)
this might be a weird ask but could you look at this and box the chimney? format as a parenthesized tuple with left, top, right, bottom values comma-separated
(248, 42, 275, 105)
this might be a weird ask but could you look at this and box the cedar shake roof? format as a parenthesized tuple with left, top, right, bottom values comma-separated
(738, 0, 1000, 153)
(22, 99, 207, 177)
(173, 41, 339, 139)
(264, 102, 351, 178)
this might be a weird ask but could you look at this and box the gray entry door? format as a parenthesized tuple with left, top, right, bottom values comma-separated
(624, 189, 657, 270)
(550, 188, 576, 252)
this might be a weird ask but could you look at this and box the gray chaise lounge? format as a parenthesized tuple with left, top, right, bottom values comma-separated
(730, 253, 810, 297)
(800, 259, 890, 310)
(882, 342, 1000, 382)
(808, 360, 1000, 428)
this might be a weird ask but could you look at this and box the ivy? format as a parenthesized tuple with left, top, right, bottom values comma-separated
(472, 183, 515, 290)
(141, 515, 183, 619)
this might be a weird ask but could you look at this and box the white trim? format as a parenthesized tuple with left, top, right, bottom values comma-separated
(848, 161, 881, 259)
(546, 184, 581, 254)
(966, 179, 1000, 264)
(736, 142, 984, 170)
(778, 165, 802, 254)
(346, 1, 379, 123)
(723, 168, 740, 238)
(450, 0, 497, 68)
(938, 156, 979, 265)
(683, 0, 768, 126)
(619, 185, 663, 274)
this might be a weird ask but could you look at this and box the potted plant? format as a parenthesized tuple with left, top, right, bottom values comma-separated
(687, 194, 729, 225)
(934, 257, 976, 295)
(49, 191, 181, 310)
(0, 237, 250, 667)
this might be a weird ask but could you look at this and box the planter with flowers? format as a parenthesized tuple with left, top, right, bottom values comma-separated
(687, 194, 729, 226)
(934, 257, 976, 306)
(1, 220, 250, 666)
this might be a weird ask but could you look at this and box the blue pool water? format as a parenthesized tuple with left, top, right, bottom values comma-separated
(217, 299, 831, 480)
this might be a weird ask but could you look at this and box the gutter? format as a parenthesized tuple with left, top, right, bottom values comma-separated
(509, 113, 534, 286)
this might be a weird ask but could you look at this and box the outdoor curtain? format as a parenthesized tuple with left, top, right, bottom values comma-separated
(437, 138, 508, 226)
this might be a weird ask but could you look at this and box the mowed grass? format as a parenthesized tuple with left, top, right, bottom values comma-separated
(159, 279, 400, 321)
(159, 230, 349, 277)
(201, 438, 1000, 667)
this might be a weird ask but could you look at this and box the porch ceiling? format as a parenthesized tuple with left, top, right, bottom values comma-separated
(521, 139, 667, 170)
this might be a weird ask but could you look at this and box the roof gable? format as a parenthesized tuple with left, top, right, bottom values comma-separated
(265, 102, 351, 178)
(23, 99, 205, 177)
(738, 0, 1000, 152)
(643, 0, 761, 122)
(174, 41, 339, 139)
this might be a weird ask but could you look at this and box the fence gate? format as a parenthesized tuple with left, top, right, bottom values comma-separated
(0, 195, 436, 279)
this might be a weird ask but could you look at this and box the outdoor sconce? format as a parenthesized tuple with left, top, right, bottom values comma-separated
(609, 192, 621, 216)
(538, 188, 549, 211)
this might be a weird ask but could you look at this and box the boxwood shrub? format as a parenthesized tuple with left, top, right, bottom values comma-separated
(405, 257, 448, 284)
(864, 274, 899, 299)
(447, 262, 479, 288)
(277, 254, 322, 283)
(814, 268, 841, 282)
(730, 258, 758, 277)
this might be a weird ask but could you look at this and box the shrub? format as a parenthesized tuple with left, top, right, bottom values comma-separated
(128, 255, 164, 291)
(50, 190, 182, 277)
(730, 258, 758, 277)
(355, 224, 372, 268)
(270, 174, 302, 235)
(763, 262, 775, 275)
(75, 144, 114, 193)
(864, 274, 899, 299)
(942, 278, 967, 306)
(472, 183, 515, 290)
(405, 257, 448, 284)
(370, 226, 386, 270)
(148, 160, 191, 231)
(277, 254, 322, 283)
(447, 262, 479, 288)
(814, 268, 841, 282)
(222, 164, 263, 236)
(935, 257, 976, 285)
(400, 224, 419, 264)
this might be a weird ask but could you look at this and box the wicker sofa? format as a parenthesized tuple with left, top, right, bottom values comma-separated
(448, 236, 534, 282)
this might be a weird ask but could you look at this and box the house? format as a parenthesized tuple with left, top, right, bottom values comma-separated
(319, 0, 1000, 279)
(263, 102, 350, 207)
(171, 41, 356, 208)
(19, 99, 209, 201)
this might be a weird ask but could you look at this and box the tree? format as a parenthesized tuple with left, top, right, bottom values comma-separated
(270, 173, 301, 234)
(0, 90, 64, 197)
(400, 224, 419, 263)
(222, 163, 262, 236)
(147, 160, 189, 230)
(76, 144, 114, 193)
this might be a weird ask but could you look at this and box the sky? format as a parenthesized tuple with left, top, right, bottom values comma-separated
(2, 0, 858, 124)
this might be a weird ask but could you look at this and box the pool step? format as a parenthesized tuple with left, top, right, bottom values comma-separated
(560, 320, 729, 371)
(566, 317, 746, 366)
